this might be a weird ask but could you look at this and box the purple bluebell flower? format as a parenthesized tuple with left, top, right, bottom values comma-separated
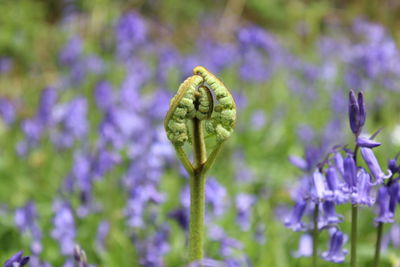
(348, 90, 365, 136)
(293, 234, 312, 258)
(375, 186, 394, 223)
(324, 166, 347, 203)
(0, 98, 15, 125)
(333, 152, 344, 176)
(37, 88, 57, 125)
(235, 194, 255, 231)
(205, 178, 228, 218)
(116, 13, 147, 59)
(51, 200, 76, 255)
(4, 251, 30, 267)
(321, 230, 348, 263)
(388, 181, 399, 215)
(361, 147, 391, 184)
(356, 136, 381, 148)
(289, 155, 308, 171)
(322, 201, 343, 224)
(351, 169, 375, 206)
(95, 220, 109, 252)
(135, 224, 170, 267)
(312, 170, 327, 201)
(343, 154, 357, 188)
(59, 37, 82, 67)
(169, 207, 189, 231)
(208, 226, 243, 258)
(15, 202, 43, 255)
(388, 159, 399, 174)
(250, 110, 267, 130)
(0, 57, 13, 74)
(94, 81, 114, 111)
(284, 199, 307, 231)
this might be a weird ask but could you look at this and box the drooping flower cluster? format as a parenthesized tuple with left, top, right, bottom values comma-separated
(283, 90, 399, 263)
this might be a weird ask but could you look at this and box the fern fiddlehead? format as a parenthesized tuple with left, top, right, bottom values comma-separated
(164, 66, 236, 264)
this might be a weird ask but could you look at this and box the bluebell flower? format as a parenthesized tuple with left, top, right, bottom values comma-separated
(322, 201, 343, 225)
(321, 230, 348, 263)
(0, 98, 15, 125)
(312, 170, 327, 201)
(94, 81, 114, 111)
(343, 154, 357, 188)
(235, 194, 255, 231)
(356, 136, 381, 148)
(116, 13, 147, 59)
(292, 234, 312, 258)
(59, 36, 82, 67)
(4, 251, 30, 267)
(284, 199, 307, 231)
(388, 159, 399, 175)
(348, 90, 365, 136)
(15, 202, 43, 255)
(388, 181, 399, 215)
(361, 147, 391, 184)
(351, 169, 375, 206)
(0, 57, 13, 74)
(375, 186, 394, 223)
(51, 200, 76, 255)
(324, 166, 347, 203)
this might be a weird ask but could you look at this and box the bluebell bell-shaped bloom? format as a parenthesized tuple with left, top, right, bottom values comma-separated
(292, 234, 312, 258)
(322, 201, 343, 225)
(333, 152, 344, 176)
(15, 202, 43, 255)
(321, 230, 348, 263)
(94, 81, 114, 111)
(289, 155, 307, 171)
(388, 181, 399, 215)
(135, 224, 170, 267)
(0, 57, 12, 74)
(324, 166, 347, 203)
(351, 169, 375, 206)
(382, 224, 400, 249)
(356, 136, 381, 148)
(59, 36, 82, 67)
(0, 98, 15, 125)
(4, 251, 30, 267)
(37, 88, 57, 125)
(168, 207, 189, 231)
(235, 194, 255, 231)
(312, 170, 327, 201)
(205, 178, 228, 218)
(388, 159, 399, 175)
(208, 226, 243, 258)
(361, 147, 391, 184)
(344, 154, 357, 189)
(284, 199, 307, 231)
(375, 186, 394, 223)
(51, 200, 76, 255)
(115, 13, 147, 59)
(348, 90, 365, 136)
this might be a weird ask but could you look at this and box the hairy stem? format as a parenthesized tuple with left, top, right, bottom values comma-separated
(351, 205, 358, 267)
(373, 222, 384, 267)
(312, 204, 319, 267)
(188, 118, 207, 262)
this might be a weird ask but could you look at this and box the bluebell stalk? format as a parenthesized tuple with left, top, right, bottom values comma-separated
(165, 66, 236, 263)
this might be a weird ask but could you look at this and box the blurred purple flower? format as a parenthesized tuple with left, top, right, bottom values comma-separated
(375, 186, 394, 223)
(293, 234, 312, 258)
(321, 230, 348, 263)
(51, 200, 76, 255)
(116, 13, 147, 59)
(235, 194, 255, 231)
(4, 251, 30, 267)
(0, 98, 15, 125)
